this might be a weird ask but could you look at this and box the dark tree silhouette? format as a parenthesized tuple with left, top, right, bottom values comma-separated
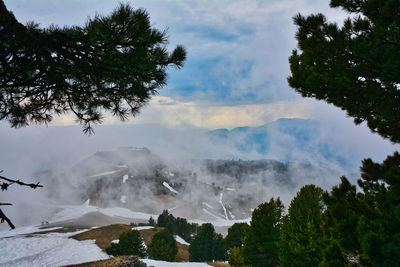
(288, 0, 400, 143)
(279, 185, 325, 266)
(242, 198, 284, 267)
(0, 171, 43, 229)
(289, 0, 400, 264)
(0, 0, 186, 134)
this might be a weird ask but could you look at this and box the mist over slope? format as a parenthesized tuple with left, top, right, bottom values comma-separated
(1, 117, 397, 228)
(209, 118, 354, 171)
(40, 147, 343, 223)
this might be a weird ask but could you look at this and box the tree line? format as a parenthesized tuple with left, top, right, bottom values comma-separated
(110, 166, 399, 266)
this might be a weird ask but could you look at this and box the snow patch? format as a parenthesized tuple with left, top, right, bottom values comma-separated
(132, 226, 154, 230)
(174, 235, 189, 245)
(202, 202, 214, 209)
(163, 181, 178, 194)
(115, 164, 128, 168)
(50, 202, 158, 223)
(219, 193, 229, 220)
(168, 206, 178, 212)
(0, 226, 62, 238)
(202, 208, 222, 220)
(228, 210, 236, 219)
(120, 195, 127, 204)
(122, 174, 129, 183)
(0, 233, 108, 267)
(87, 170, 120, 178)
(100, 207, 157, 220)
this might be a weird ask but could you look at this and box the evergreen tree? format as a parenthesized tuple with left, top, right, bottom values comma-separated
(0, 1, 186, 134)
(228, 246, 245, 267)
(148, 216, 155, 226)
(105, 229, 146, 257)
(242, 198, 284, 267)
(288, 0, 400, 143)
(155, 210, 198, 243)
(157, 209, 175, 227)
(215, 232, 228, 261)
(323, 153, 400, 266)
(189, 223, 223, 262)
(172, 217, 197, 243)
(148, 229, 178, 261)
(319, 241, 346, 267)
(289, 1, 400, 264)
(225, 222, 249, 251)
(279, 185, 325, 266)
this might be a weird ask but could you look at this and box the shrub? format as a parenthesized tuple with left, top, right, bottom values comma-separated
(105, 229, 146, 257)
(148, 229, 178, 261)
(189, 223, 226, 262)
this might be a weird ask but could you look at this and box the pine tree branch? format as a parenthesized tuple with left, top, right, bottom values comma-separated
(0, 208, 15, 229)
(0, 174, 43, 189)
(0, 171, 42, 229)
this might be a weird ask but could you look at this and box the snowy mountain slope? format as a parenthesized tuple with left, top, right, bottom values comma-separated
(36, 146, 343, 229)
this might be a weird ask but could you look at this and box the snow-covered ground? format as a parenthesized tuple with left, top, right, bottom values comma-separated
(163, 181, 179, 194)
(50, 200, 158, 223)
(132, 226, 154, 230)
(0, 231, 209, 267)
(0, 208, 236, 267)
(51, 200, 250, 227)
(87, 170, 121, 178)
(0, 225, 62, 238)
(174, 235, 189, 245)
(0, 231, 108, 267)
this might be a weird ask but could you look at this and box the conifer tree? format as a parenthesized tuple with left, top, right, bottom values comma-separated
(189, 223, 223, 262)
(242, 198, 284, 267)
(105, 229, 146, 257)
(157, 209, 175, 227)
(225, 222, 249, 251)
(288, 0, 400, 143)
(289, 1, 400, 264)
(323, 154, 400, 265)
(148, 216, 155, 226)
(279, 185, 325, 266)
(148, 229, 178, 261)
(0, 0, 186, 134)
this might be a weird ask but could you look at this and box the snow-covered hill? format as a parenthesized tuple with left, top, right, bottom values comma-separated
(37, 147, 342, 228)
(0, 201, 227, 267)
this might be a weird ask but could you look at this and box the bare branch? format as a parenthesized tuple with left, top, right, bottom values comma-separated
(0, 208, 15, 229)
(0, 175, 43, 189)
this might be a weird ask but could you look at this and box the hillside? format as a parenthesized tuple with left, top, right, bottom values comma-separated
(40, 147, 343, 225)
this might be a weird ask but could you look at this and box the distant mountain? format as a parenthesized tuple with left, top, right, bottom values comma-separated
(208, 118, 352, 171)
(41, 147, 342, 224)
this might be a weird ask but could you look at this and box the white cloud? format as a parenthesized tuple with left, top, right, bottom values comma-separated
(51, 96, 314, 129)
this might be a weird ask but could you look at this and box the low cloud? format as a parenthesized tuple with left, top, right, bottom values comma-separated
(51, 96, 313, 130)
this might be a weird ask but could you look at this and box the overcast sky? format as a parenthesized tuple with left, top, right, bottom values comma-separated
(5, 0, 351, 128)
(1, 0, 399, 177)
